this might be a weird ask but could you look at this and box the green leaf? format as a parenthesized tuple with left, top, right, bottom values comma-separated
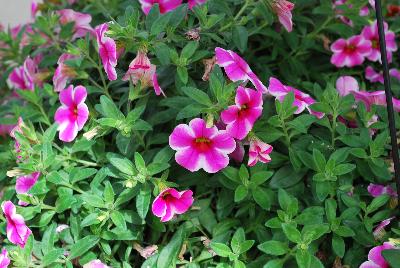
(99, 95, 125, 119)
(107, 153, 136, 176)
(111, 211, 127, 230)
(270, 166, 307, 189)
(258, 241, 289, 256)
(177, 66, 188, 84)
(68, 236, 100, 259)
(136, 185, 151, 220)
(104, 181, 115, 204)
(295, 250, 312, 268)
(181, 41, 199, 59)
(264, 259, 284, 268)
(232, 26, 248, 53)
(325, 199, 337, 223)
(70, 168, 97, 183)
(332, 164, 356, 176)
(382, 249, 400, 267)
(157, 227, 185, 268)
(252, 187, 271, 210)
(282, 223, 301, 243)
(134, 152, 146, 173)
(176, 104, 203, 120)
(42, 249, 65, 266)
(313, 149, 326, 172)
(332, 234, 345, 258)
(181, 87, 212, 106)
(231, 228, 245, 254)
(210, 242, 232, 257)
(366, 195, 390, 214)
(239, 165, 249, 183)
(234, 185, 248, 202)
(151, 12, 171, 36)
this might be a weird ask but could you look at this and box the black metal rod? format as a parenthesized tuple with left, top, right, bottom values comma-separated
(374, 0, 400, 199)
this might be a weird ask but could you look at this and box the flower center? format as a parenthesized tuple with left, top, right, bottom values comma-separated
(194, 137, 212, 152)
(344, 44, 356, 53)
(372, 39, 380, 49)
(238, 104, 249, 117)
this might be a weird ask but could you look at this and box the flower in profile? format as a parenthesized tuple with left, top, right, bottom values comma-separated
(248, 138, 273, 166)
(365, 66, 400, 84)
(95, 23, 117, 81)
(359, 242, 396, 268)
(16, 172, 40, 206)
(336, 75, 359, 96)
(122, 51, 165, 96)
(1, 201, 32, 248)
(54, 85, 89, 142)
(221, 86, 263, 140)
(152, 188, 193, 222)
(9, 117, 26, 161)
(368, 184, 398, 198)
(58, 9, 94, 40)
(330, 35, 372, 68)
(188, 0, 207, 9)
(373, 217, 394, 239)
(31, 1, 39, 18)
(271, 0, 295, 32)
(361, 21, 397, 63)
(268, 77, 324, 118)
(8, 56, 43, 91)
(169, 118, 236, 173)
(215, 47, 268, 93)
(0, 249, 10, 268)
(139, 0, 182, 15)
(53, 53, 78, 92)
(82, 260, 110, 268)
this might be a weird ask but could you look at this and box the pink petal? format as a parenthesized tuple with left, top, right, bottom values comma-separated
(169, 124, 195, 150)
(175, 147, 201, 172)
(203, 148, 230, 173)
(15, 172, 40, 194)
(58, 121, 79, 142)
(336, 76, 359, 96)
(152, 196, 167, 218)
(59, 85, 75, 106)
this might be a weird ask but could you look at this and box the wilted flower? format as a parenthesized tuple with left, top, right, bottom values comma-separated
(95, 23, 117, 81)
(139, 0, 182, 15)
(215, 47, 268, 93)
(368, 184, 398, 198)
(271, 0, 295, 32)
(373, 217, 394, 239)
(169, 118, 236, 173)
(53, 53, 79, 92)
(58, 9, 94, 40)
(56, 224, 70, 233)
(54, 85, 89, 142)
(221, 86, 263, 140)
(0, 249, 10, 268)
(152, 188, 193, 222)
(202, 56, 216, 81)
(248, 138, 273, 166)
(82, 260, 110, 268)
(1, 201, 32, 248)
(268, 77, 324, 118)
(387, 5, 400, 17)
(122, 51, 165, 96)
(16, 172, 40, 206)
(359, 242, 396, 268)
(336, 76, 359, 96)
(133, 242, 158, 259)
(330, 35, 372, 68)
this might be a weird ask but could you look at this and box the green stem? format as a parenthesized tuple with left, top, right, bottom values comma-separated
(41, 204, 56, 210)
(219, 0, 252, 32)
(331, 113, 338, 148)
(281, 119, 291, 146)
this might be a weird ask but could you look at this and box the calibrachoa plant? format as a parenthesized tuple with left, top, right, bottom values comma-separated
(1, 0, 400, 267)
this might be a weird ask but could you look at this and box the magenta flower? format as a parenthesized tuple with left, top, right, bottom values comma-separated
(359, 242, 396, 268)
(268, 77, 324, 118)
(336, 76, 359, 96)
(83, 260, 110, 268)
(53, 53, 78, 92)
(188, 0, 207, 9)
(221, 86, 263, 140)
(361, 21, 397, 63)
(352, 90, 400, 112)
(95, 23, 117, 81)
(330, 35, 372, 68)
(139, 0, 182, 15)
(31, 1, 39, 18)
(8, 56, 41, 91)
(365, 66, 400, 84)
(390, 69, 400, 81)
(169, 118, 236, 173)
(215, 47, 268, 93)
(0, 249, 10, 268)
(248, 138, 273, 167)
(271, 0, 295, 32)
(230, 141, 245, 163)
(122, 51, 165, 96)
(368, 183, 397, 198)
(1, 201, 32, 248)
(373, 217, 394, 238)
(58, 9, 94, 40)
(152, 188, 193, 222)
(54, 85, 89, 142)
(16, 172, 40, 206)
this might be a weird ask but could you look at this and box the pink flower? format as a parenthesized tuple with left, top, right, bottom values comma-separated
(1, 201, 32, 248)
(221, 86, 263, 140)
(336, 76, 359, 96)
(361, 21, 397, 63)
(16, 172, 40, 206)
(58, 9, 94, 40)
(0, 249, 10, 268)
(268, 77, 324, 118)
(368, 184, 398, 198)
(95, 23, 117, 81)
(83, 260, 110, 268)
(352, 90, 400, 112)
(169, 118, 236, 173)
(215, 47, 268, 93)
(230, 141, 245, 163)
(188, 0, 207, 9)
(122, 51, 165, 96)
(271, 0, 295, 32)
(359, 242, 396, 268)
(330, 35, 372, 68)
(152, 188, 193, 222)
(53, 53, 78, 92)
(390, 69, 400, 81)
(8, 56, 42, 91)
(248, 138, 273, 166)
(373, 217, 394, 237)
(54, 85, 89, 142)
(365, 66, 400, 84)
(31, 1, 39, 18)
(139, 0, 182, 15)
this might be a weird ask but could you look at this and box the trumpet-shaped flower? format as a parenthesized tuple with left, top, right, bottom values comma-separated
(271, 0, 295, 32)
(0, 249, 10, 268)
(248, 138, 273, 166)
(122, 51, 165, 96)
(221, 86, 263, 140)
(336, 76, 359, 96)
(54, 85, 89, 142)
(152, 188, 193, 222)
(95, 23, 117, 81)
(359, 242, 396, 268)
(330, 35, 372, 68)
(139, 0, 182, 15)
(8, 56, 43, 91)
(268, 77, 324, 118)
(1, 201, 32, 248)
(215, 47, 268, 93)
(169, 118, 236, 173)
(83, 260, 110, 268)
(368, 183, 398, 197)
(58, 9, 94, 40)
(53, 53, 78, 92)
(361, 21, 397, 63)
(16, 172, 40, 206)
